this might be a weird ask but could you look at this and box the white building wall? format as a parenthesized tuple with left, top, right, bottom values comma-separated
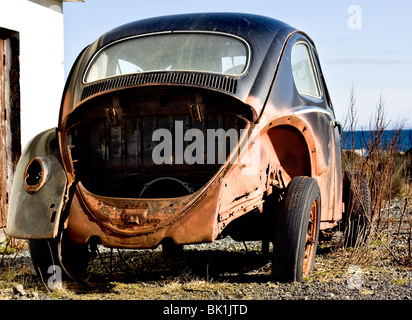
(0, 0, 65, 148)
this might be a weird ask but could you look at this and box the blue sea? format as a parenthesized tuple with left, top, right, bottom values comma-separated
(342, 129, 412, 152)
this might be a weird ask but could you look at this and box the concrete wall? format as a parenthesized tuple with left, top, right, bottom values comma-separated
(0, 0, 65, 148)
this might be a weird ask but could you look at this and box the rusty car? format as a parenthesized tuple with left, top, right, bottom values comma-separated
(7, 12, 369, 283)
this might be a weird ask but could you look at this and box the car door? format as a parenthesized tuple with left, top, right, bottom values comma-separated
(308, 44, 343, 222)
(290, 38, 341, 223)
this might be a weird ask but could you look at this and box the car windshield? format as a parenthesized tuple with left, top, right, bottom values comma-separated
(84, 32, 249, 83)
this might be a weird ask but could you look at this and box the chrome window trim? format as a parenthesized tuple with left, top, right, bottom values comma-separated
(82, 30, 252, 84)
(291, 40, 323, 100)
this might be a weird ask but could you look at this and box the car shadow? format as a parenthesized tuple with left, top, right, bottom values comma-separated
(84, 244, 273, 286)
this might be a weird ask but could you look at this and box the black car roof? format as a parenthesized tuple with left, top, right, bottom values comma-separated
(100, 12, 295, 47)
(62, 13, 304, 124)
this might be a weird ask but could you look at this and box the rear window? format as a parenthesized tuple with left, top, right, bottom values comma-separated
(84, 32, 250, 83)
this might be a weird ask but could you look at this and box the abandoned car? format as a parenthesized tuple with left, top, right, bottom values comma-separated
(7, 13, 368, 283)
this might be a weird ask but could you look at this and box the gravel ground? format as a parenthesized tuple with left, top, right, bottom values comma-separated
(0, 201, 411, 302)
(1, 236, 411, 301)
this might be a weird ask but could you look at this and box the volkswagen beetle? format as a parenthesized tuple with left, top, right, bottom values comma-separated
(7, 13, 356, 283)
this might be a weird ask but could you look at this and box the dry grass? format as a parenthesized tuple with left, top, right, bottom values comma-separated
(340, 87, 412, 265)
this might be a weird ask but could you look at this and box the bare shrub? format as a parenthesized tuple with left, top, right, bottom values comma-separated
(340, 88, 411, 266)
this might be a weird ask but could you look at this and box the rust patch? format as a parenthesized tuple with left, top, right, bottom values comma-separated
(77, 182, 201, 236)
(23, 157, 50, 194)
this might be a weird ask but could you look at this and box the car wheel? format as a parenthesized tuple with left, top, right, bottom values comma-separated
(28, 238, 61, 283)
(272, 176, 321, 282)
(342, 170, 371, 248)
(28, 231, 89, 285)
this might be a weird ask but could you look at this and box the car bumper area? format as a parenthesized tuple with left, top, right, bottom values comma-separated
(66, 176, 223, 249)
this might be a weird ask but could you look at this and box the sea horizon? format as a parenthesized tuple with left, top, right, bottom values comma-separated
(342, 129, 412, 152)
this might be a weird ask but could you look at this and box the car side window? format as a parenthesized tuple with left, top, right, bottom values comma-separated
(291, 42, 321, 99)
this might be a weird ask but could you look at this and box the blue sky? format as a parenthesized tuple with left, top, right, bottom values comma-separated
(63, 0, 412, 129)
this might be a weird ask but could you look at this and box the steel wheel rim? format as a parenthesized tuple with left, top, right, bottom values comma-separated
(302, 198, 319, 278)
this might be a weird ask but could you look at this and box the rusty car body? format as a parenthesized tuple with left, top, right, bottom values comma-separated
(7, 13, 348, 282)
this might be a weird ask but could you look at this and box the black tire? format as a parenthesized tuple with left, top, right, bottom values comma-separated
(272, 176, 321, 282)
(28, 232, 89, 285)
(28, 238, 62, 283)
(342, 171, 371, 248)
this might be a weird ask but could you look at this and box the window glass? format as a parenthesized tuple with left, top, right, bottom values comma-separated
(291, 43, 321, 98)
(84, 33, 249, 83)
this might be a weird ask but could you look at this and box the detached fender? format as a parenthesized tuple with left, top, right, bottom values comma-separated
(6, 128, 68, 239)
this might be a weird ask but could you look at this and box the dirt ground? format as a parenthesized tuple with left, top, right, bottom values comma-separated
(0, 233, 411, 302)
(0, 197, 411, 306)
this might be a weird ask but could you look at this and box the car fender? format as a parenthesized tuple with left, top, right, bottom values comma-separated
(6, 128, 68, 239)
